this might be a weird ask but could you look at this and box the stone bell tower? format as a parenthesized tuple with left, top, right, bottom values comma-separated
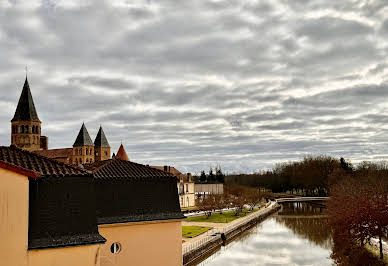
(94, 126, 111, 162)
(11, 77, 44, 151)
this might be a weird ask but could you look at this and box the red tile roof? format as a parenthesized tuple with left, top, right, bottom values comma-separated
(34, 148, 73, 159)
(0, 146, 88, 178)
(150, 166, 182, 176)
(115, 144, 129, 161)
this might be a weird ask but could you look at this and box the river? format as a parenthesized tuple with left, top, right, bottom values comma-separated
(197, 201, 333, 266)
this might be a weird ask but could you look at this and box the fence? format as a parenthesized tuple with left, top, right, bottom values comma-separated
(182, 201, 277, 255)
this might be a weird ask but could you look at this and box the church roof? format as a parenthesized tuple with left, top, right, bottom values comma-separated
(115, 144, 129, 161)
(73, 123, 94, 147)
(0, 145, 88, 178)
(34, 148, 73, 160)
(11, 77, 41, 122)
(94, 126, 110, 148)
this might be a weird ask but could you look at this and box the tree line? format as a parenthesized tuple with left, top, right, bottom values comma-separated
(328, 161, 388, 262)
(195, 165, 225, 184)
(225, 155, 339, 196)
(195, 185, 270, 218)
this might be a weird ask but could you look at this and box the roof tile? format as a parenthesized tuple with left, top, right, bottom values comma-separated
(0, 146, 88, 178)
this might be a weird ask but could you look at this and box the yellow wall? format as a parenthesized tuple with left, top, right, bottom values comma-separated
(0, 166, 102, 266)
(28, 245, 101, 266)
(98, 220, 182, 266)
(0, 167, 29, 266)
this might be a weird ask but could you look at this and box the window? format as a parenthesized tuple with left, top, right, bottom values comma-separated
(21, 125, 25, 133)
(25, 125, 29, 133)
(86, 148, 88, 155)
(110, 242, 121, 254)
(186, 184, 189, 193)
(86, 158, 89, 163)
(104, 151, 108, 156)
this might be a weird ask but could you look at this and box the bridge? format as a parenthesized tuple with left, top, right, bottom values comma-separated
(275, 197, 329, 203)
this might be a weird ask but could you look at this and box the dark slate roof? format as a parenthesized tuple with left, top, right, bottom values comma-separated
(86, 159, 184, 224)
(11, 77, 41, 122)
(94, 126, 110, 148)
(73, 123, 94, 147)
(86, 159, 173, 179)
(0, 146, 89, 178)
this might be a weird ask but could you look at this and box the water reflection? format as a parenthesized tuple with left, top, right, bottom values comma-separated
(198, 202, 332, 266)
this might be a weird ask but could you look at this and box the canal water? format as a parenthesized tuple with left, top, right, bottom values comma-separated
(197, 201, 332, 266)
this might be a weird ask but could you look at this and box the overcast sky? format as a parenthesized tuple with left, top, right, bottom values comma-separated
(1, 0, 388, 173)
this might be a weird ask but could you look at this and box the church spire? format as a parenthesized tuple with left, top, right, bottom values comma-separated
(115, 144, 129, 161)
(11, 77, 40, 122)
(73, 123, 94, 147)
(94, 126, 110, 148)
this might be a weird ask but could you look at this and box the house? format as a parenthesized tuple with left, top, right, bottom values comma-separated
(195, 183, 224, 195)
(150, 165, 195, 209)
(86, 156, 184, 266)
(0, 145, 184, 266)
(0, 145, 105, 266)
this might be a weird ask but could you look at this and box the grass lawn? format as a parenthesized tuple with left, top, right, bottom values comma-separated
(182, 226, 212, 238)
(365, 244, 388, 264)
(185, 209, 258, 223)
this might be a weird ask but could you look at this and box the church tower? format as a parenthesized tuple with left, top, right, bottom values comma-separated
(11, 77, 43, 151)
(72, 123, 94, 165)
(94, 126, 111, 161)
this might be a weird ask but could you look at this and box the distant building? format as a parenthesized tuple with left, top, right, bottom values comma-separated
(0, 145, 184, 266)
(11, 77, 112, 165)
(195, 183, 224, 195)
(151, 165, 195, 209)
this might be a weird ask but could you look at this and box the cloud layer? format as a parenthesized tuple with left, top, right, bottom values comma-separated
(1, 0, 388, 173)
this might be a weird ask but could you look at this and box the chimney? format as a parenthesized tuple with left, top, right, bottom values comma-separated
(164, 165, 168, 172)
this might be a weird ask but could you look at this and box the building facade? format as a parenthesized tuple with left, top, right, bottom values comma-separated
(0, 146, 184, 266)
(151, 166, 195, 209)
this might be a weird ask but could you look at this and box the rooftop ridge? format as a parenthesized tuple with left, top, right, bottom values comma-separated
(0, 145, 90, 177)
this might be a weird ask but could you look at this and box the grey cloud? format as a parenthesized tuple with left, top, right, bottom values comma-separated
(0, 0, 388, 173)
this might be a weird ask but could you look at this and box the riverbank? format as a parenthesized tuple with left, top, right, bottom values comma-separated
(182, 201, 280, 266)
(369, 238, 388, 260)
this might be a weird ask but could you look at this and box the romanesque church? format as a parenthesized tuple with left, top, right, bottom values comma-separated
(10, 77, 129, 164)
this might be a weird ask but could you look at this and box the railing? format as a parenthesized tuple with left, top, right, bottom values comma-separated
(182, 201, 277, 255)
(275, 197, 329, 203)
(182, 233, 219, 254)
